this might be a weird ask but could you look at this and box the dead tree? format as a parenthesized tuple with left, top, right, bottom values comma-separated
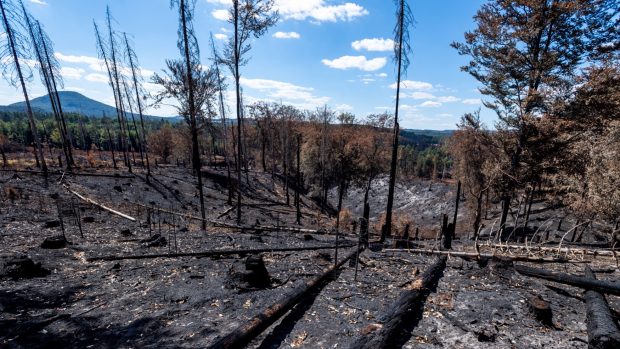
(94, 20, 130, 171)
(123, 32, 151, 180)
(515, 264, 620, 296)
(0, 0, 47, 174)
(223, 0, 278, 223)
(384, 0, 413, 239)
(170, 0, 207, 229)
(21, 7, 72, 170)
(105, 8, 132, 172)
(209, 33, 232, 204)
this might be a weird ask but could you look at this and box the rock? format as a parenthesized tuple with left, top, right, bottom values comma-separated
(41, 235, 68, 249)
(43, 220, 61, 229)
(120, 229, 133, 237)
(140, 234, 167, 247)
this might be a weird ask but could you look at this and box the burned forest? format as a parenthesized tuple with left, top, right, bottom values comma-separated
(1, 0, 620, 348)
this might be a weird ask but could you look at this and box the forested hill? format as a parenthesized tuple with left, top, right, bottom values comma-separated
(0, 91, 176, 122)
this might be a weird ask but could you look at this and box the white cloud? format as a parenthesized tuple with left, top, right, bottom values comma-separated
(439, 113, 453, 117)
(212, 9, 229, 21)
(335, 104, 353, 112)
(214, 33, 228, 40)
(436, 96, 460, 103)
(410, 92, 436, 100)
(462, 98, 482, 105)
(85, 73, 108, 84)
(322, 56, 387, 71)
(62, 86, 86, 93)
(390, 80, 433, 90)
(55, 53, 104, 72)
(60, 67, 85, 80)
(420, 101, 441, 108)
(209, 1, 367, 23)
(240, 77, 329, 108)
(376, 73, 388, 78)
(361, 78, 375, 84)
(29, 0, 47, 5)
(273, 31, 301, 39)
(352, 38, 394, 52)
(276, 0, 368, 22)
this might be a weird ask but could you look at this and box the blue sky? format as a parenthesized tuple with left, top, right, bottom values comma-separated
(2, 0, 493, 130)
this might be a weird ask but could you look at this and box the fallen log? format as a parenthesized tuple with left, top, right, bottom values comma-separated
(207, 249, 360, 349)
(584, 266, 620, 349)
(515, 264, 620, 296)
(132, 202, 324, 234)
(382, 248, 583, 263)
(64, 185, 136, 222)
(482, 243, 618, 257)
(87, 243, 355, 262)
(0, 169, 134, 178)
(349, 256, 447, 349)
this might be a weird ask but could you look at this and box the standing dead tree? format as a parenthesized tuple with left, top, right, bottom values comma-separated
(94, 17, 131, 172)
(384, 0, 414, 240)
(209, 33, 232, 204)
(123, 33, 151, 180)
(0, 0, 47, 173)
(20, 2, 73, 170)
(221, 0, 278, 223)
(153, 0, 220, 229)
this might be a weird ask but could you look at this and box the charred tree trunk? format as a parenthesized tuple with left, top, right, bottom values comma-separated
(584, 266, 620, 349)
(296, 134, 301, 225)
(234, 0, 242, 223)
(124, 33, 151, 180)
(106, 127, 117, 169)
(179, 0, 206, 229)
(515, 265, 620, 296)
(350, 256, 447, 349)
(1, 0, 46, 174)
(384, 0, 405, 240)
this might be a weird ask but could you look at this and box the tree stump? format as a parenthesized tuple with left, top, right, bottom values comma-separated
(527, 295, 553, 327)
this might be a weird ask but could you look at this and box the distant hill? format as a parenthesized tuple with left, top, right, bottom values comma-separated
(399, 129, 453, 149)
(1, 91, 181, 122)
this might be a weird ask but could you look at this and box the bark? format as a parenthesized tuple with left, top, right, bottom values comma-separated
(515, 264, 620, 296)
(584, 266, 620, 349)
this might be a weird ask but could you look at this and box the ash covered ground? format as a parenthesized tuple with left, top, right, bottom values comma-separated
(0, 164, 618, 348)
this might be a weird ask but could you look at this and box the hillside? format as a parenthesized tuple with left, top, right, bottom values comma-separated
(1, 91, 179, 122)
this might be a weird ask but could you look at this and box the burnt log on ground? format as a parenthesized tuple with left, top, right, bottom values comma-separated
(584, 266, 620, 349)
(382, 248, 580, 263)
(64, 185, 136, 222)
(207, 249, 360, 349)
(87, 243, 356, 262)
(349, 256, 447, 349)
(0, 169, 134, 179)
(515, 264, 620, 296)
